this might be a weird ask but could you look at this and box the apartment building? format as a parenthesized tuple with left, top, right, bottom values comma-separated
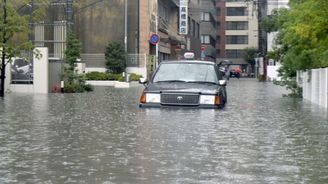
(188, 0, 217, 61)
(136, 0, 201, 77)
(217, 0, 258, 73)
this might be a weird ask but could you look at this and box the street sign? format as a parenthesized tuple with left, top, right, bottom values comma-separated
(150, 34, 160, 45)
(179, 0, 188, 35)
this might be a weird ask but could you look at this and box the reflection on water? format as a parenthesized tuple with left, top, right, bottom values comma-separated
(1, 79, 328, 184)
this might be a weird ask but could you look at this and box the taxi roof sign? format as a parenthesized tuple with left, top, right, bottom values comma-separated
(183, 52, 195, 60)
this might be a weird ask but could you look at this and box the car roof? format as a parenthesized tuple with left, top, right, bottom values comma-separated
(160, 60, 216, 65)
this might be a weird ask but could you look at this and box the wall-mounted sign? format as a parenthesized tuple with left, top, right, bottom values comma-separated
(179, 0, 188, 35)
(150, 34, 160, 45)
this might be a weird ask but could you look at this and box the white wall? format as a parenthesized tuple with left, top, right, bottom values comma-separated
(267, 63, 281, 81)
(7, 47, 49, 94)
(33, 47, 49, 93)
(298, 68, 328, 109)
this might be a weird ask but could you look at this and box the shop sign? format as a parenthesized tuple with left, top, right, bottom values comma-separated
(179, 0, 188, 35)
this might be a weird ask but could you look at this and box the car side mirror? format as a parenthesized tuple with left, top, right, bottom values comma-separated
(219, 80, 227, 86)
(139, 78, 148, 84)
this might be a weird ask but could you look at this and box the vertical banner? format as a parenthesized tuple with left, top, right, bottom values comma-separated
(179, 0, 188, 35)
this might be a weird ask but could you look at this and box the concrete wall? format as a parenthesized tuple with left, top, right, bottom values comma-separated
(297, 68, 328, 109)
(34, 48, 49, 93)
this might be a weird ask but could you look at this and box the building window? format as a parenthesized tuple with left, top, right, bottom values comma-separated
(226, 50, 245, 58)
(227, 7, 248, 16)
(201, 35, 215, 47)
(226, 35, 248, 44)
(226, 21, 248, 30)
(201, 35, 211, 44)
(201, 12, 210, 21)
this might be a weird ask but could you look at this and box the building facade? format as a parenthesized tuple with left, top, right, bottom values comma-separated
(216, 0, 259, 74)
(189, 0, 217, 61)
(136, 0, 201, 78)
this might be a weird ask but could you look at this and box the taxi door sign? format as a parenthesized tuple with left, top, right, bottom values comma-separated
(179, 0, 188, 35)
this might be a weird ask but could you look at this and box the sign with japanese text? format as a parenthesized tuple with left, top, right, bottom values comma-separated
(179, 0, 188, 35)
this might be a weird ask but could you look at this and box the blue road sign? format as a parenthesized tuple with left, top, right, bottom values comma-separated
(150, 34, 160, 45)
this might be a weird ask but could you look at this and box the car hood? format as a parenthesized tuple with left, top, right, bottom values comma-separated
(144, 82, 219, 94)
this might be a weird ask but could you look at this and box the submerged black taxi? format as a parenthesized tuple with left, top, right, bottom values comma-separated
(139, 59, 227, 109)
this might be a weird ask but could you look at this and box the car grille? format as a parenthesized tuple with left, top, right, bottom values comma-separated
(161, 93, 199, 106)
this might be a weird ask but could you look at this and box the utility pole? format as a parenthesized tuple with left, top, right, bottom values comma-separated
(124, 0, 127, 52)
(1, 0, 8, 97)
(258, 0, 267, 81)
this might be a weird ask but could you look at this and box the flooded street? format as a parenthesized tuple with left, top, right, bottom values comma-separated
(1, 79, 328, 184)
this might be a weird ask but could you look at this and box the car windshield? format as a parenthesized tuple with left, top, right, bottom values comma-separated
(153, 62, 218, 84)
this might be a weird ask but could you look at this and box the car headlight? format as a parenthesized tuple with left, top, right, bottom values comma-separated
(199, 95, 220, 105)
(146, 93, 161, 103)
(140, 93, 161, 103)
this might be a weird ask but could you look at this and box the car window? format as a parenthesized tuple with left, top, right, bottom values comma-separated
(153, 63, 218, 83)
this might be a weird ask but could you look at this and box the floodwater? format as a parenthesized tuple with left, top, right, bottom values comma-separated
(0, 79, 328, 184)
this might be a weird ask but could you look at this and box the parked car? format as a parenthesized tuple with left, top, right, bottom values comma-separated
(11, 58, 33, 83)
(139, 55, 227, 109)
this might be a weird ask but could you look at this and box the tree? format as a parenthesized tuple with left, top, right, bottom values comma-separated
(105, 42, 126, 73)
(0, 0, 48, 97)
(243, 47, 258, 65)
(267, 0, 328, 97)
(62, 31, 92, 93)
(65, 31, 81, 71)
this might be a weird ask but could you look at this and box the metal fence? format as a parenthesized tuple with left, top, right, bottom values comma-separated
(34, 21, 67, 59)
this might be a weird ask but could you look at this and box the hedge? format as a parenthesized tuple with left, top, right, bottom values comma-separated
(85, 72, 142, 81)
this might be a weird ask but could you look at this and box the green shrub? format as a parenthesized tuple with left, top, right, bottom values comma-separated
(130, 73, 142, 81)
(85, 72, 142, 82)
(85, 72, 109, 80)
(64, 82, 93, 93)
(64, 83, 83, 93)
(105, 42, 127, 73)
(83, 84, 94, 92)
(117, 75, 125, 82)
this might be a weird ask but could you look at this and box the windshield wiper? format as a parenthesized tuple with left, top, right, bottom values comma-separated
(186, 81, 218, 85)
(155, 80, 187, 83)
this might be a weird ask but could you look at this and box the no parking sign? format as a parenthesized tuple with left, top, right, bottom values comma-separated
(150, 34, 160, 45)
